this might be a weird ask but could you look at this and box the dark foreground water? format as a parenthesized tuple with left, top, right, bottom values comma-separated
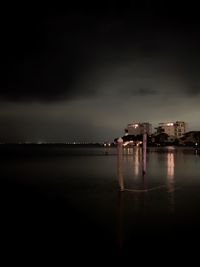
(1, 145, 200, 263)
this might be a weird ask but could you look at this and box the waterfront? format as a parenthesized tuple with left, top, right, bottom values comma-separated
(1, 145, 200, 262)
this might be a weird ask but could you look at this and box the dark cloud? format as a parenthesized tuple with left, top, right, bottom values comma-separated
(185, 85, 200, 97)
(118, 87, 159, 97)
(1, 3, 200, 142)
(2, 4, 200, 102)
(133, 88, 158, 96)
(0, 6, 101, 102)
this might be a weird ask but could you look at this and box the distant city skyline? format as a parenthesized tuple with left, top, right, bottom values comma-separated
(1, 4, 200, 142)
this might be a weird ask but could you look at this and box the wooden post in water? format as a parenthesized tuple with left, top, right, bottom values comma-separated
(142, 131, 147, 175)
(117, 137, 124, 191)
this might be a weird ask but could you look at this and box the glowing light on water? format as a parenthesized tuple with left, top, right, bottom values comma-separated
(167, 152, 174, 180)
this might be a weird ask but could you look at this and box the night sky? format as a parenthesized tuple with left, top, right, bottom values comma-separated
(1, 2, 200, 142)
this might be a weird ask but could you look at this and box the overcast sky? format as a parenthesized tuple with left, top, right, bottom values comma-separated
(1, 2, 200, 142)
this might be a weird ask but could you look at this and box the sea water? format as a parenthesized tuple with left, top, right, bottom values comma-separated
(0, 145, 200, 261)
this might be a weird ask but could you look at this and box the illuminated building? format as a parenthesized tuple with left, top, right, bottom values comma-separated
(174, 121, 187, 138)
(125, 122, 152, 135)
(156, 121, 187, 138)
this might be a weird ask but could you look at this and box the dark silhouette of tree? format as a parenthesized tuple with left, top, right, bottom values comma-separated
(154, 133, 169, 145)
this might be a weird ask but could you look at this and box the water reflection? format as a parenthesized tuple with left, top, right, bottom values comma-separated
(166, 151, 175, 213)
(117, 147, 176, 194)
(117, 191, 124, 251)
(116, 147, 177, 250)
(134, 147, 140, 176)
(116, 146, 148, 250)
(117, 146, 150, 192)
(117, 143, 124, 191)
(167, 152, 175, 191)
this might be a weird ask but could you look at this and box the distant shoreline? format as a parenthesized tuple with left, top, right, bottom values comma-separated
(0, 143, 199, 149)
(0, 143, 105, 146)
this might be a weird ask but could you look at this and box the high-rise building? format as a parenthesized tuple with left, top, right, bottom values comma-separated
(174, 121, 187, 138)
(156, 121, 187, 138)
(156, 122, 175, 136)
(125, 122, 152, 135)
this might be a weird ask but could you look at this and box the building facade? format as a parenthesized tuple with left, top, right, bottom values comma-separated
(125, 122, 152, 135)
(156, 121, 187, 138)
(174, 121, 187, 138)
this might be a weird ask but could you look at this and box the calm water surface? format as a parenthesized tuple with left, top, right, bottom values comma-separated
(1, 145, 200, 262)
